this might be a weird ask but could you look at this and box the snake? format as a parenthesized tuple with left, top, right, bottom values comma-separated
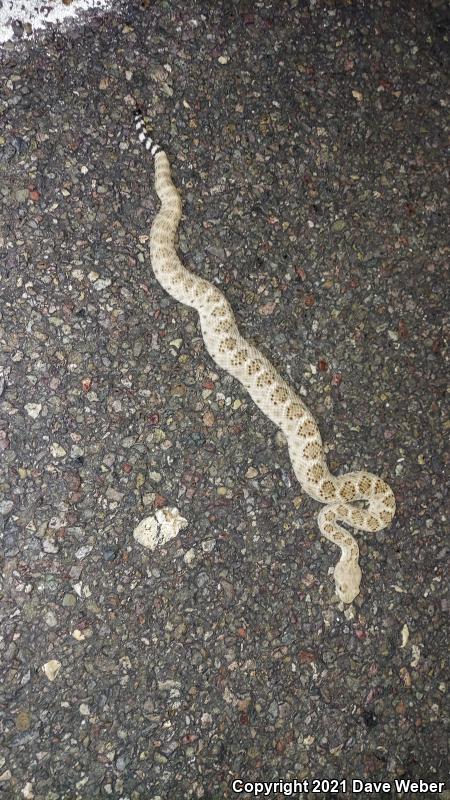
(133, 106, 396, 603)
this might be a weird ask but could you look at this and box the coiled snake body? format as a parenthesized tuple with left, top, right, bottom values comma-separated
(134, 108, 396, 603)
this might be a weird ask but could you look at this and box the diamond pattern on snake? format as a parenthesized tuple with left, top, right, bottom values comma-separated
(133, 106, 396, 604)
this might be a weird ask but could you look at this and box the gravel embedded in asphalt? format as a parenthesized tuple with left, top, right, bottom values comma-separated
(0, 1, 448, 797)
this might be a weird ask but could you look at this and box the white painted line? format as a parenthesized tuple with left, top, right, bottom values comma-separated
(0, 0, 113, 44)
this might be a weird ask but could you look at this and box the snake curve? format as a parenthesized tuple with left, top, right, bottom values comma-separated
(134, 107, 396, 603)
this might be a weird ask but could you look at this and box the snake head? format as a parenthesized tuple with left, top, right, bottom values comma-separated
(333, 559, 362, 604)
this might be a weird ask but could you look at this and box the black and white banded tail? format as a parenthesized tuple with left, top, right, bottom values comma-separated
(134, 109, 162, 157)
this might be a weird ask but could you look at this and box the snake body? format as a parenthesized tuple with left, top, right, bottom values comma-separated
(134, 108, 396, 603)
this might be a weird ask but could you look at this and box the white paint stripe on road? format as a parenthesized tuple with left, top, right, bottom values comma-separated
(0, 0, 113, 44)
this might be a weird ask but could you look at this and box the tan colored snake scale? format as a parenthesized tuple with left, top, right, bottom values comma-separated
(134, 107, 396, 603)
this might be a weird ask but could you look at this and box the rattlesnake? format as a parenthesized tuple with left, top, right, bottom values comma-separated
(134, 107, 396, 603)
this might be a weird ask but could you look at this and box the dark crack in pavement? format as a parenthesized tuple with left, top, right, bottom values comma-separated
(0, 1, 448, 798)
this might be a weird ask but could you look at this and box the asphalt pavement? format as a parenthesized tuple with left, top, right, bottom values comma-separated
(0, 1, 448, 798)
